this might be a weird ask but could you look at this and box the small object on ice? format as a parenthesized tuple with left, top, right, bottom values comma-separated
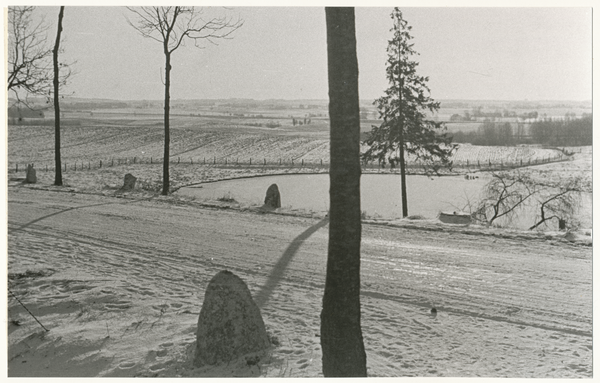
(430, 307, 437, 316)
(263, 183, 281, 208)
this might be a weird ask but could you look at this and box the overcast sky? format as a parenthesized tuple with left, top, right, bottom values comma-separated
(14, 5, 594, 102)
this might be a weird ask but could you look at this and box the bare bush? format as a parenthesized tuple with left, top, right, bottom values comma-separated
(475, 170, 590, 230)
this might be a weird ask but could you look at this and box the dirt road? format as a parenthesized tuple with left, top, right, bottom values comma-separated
(6, 187, 592, 377)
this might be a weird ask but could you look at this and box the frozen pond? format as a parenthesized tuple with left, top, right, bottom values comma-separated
(177, 173, 488, 220)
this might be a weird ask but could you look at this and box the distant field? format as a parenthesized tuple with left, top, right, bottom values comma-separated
(7, 122, 566, 170)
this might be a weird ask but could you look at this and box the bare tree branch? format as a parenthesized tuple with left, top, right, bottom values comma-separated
(126, 6, 244, 54)
(8, 6, 73, 110)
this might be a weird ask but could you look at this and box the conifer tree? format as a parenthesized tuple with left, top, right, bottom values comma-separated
(363, 8, 454, 217)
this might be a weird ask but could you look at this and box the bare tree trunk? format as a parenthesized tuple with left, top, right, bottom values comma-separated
(53, 6, 64, 186)
(321, 7, 367, 377)
(399, 139, 408, 217)
(162, 51, 171, 195)
(398, 78, 408, 217)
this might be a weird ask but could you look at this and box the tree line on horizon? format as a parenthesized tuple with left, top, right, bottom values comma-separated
(451, 114, 592, 147)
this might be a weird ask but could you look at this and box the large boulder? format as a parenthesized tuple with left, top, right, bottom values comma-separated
(194, 270, 270, 367)
(121, 173, 137, 191)
(264, 183, 281, 208)
(24, 164, 37, 184)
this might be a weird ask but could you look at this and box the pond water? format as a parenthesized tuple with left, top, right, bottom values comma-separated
(178, 173, 592, 231)
(177, 174, 488, 220)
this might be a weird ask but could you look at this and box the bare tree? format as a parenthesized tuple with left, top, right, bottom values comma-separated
(528, 177, 588, 230)
(475, 171, 537, 227)
(53, 6, 65, 186)
(127, 7, 243, 195)
(475, 171, 589, 230)
(7, 6, 52, 97)
(321, 7, 367, 377)
(7, 6, 72, 107)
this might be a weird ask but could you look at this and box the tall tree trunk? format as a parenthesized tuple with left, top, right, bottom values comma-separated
(398, 70, 408, 217)
(53, 6, 64, 186)
(398, 128, 408, 216)
(321, 7, 367, 377)
(162, 52, 171, 195)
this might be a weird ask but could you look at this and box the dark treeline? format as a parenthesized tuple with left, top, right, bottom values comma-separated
(452, 114, 592, 147)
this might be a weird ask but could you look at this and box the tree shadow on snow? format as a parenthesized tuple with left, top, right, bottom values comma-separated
(254, 217, 329, 308)
(9, 197, 155, 233)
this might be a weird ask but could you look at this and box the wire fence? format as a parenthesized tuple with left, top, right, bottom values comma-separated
(9, 151, 571, 175)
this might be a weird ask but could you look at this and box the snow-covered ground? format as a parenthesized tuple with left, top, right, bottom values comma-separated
(5, 123, 592, 377)
(6, 187, 591, 377)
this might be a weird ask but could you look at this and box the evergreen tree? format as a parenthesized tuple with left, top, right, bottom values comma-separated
(363, 8, 454, 217)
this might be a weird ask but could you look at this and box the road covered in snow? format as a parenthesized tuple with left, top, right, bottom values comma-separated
(6, 187, 592, 377)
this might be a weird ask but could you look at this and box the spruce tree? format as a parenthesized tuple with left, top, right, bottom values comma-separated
(363, 8, 454, 217)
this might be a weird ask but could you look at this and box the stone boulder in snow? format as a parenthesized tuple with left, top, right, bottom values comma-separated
(121, 173, 137, 191)
(264, 183, 281, 208)
(25, 164, 37, 184)
(194, 270, 270, 367)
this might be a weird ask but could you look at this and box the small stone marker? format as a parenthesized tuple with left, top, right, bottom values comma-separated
(559, 219, 566, 230)
(194, 270, 270, 367)
(121, 173, 137, 191)
(25, 164, 37, 184)
(264, 183, 281, 208)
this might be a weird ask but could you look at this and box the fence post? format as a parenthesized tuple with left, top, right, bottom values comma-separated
(279, 158, 282, 165)
(100, 160, 102, 168)
(134, 157, 137, 164)
(150, 157, 152, 164)
(214, 157, 216, 164)
(264, 158, 266, 165)
(46, 164, 48, 172)
(191, 158, 194, 165)
(321, 159, 323, 166)
(302, 159, 304, 166)
(249, 158, 252, 165)
(16, 164, 18, 173)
